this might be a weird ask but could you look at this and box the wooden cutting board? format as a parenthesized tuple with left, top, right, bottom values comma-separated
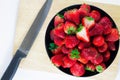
(14, 0, 120, 80)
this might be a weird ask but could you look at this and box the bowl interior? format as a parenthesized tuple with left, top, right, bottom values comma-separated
(45, 4, 119, 77)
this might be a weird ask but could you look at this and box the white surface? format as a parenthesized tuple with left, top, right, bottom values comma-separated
(0, 0, 120, 80)
(0, 0, 19, 78)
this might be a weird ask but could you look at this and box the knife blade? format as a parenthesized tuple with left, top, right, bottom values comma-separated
(1, 0, 52, 80)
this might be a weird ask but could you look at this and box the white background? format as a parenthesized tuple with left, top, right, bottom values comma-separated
(0, 0, 120, 80)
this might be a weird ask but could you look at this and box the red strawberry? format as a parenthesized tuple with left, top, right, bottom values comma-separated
(54, 35, 64, 46)
(89, 10, 101, 22)
(62, 45, 72, 54)
(82, 47, 98, 60)
(79, 8, 88, 19)
(70, 62, 85, 76)
(64, 21, 77, 34)
(103, 25, 112, 35)
(85, 62, 95, 72)
(54, 14, 64, 27)
(51, 54, 64, 67)
(107, 41, 116, 51)
(93, 35, 105, 47)
(80, 3, 91, 12)
(91, 54, 103, 65)
(96, 63, 106, 73)
(82, 17, 95, 30)
(49, 43, 62, 54)
(99, 16, 112, 35)
(76, 24, 90, 42)
(98, 42, 108, 53)
(103, 51, 110, 62)
(89, 23, 104, 36)
(99, 16, 112, 27)
(65, 35, 79, 48)
(78, 53, 88, 64)
(78, 3, 91, 18)
(54, 23, 66, 39)
(68, 48, 80, 60)
(62, 56, 76, 68)
(64, 9, 80, 25)
(78, 41, 91, 50)
(105, 28, 119, 42)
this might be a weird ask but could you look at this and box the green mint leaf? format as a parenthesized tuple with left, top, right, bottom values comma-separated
(49, 43, 58, 50)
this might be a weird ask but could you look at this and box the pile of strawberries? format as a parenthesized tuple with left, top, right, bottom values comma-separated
(48, 3, 119, 76)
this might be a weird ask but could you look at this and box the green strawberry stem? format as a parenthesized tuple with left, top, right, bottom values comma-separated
(49, 43, 58, 50)
(86, 17, 94, 21)
(57, 14, 64, 18)
(70, 49, 80, 59)
(67, 27, 76, 35)
(76, 24, 84, 32)
(85, 67, 94, 72)
(96, 65, 104, 73)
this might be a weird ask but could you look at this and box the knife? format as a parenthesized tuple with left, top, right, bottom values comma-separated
(1, 0, 52, 80)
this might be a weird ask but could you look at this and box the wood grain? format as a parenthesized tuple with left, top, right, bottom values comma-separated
(14, 0, 120, 80)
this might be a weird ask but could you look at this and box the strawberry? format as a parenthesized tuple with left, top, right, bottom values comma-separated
(76, 24, 90, 42)
(64, 21, 77, 35)
(68, 48, 80, 60)
(62, 45, 72, 54)
(98, 42, 108, 53)
(80, 3, 91, 12)
(82, 17, 95, 30)
(99, 16, 112, 27)
(105, 28, 119, 42)
(89, 23, 104, 36)
(91, 54, 103, 65)
(103, 25, 112, 35)
(93, 35, 105, 47)
(62, 56, 76, 68)
(107, 41, 116, 51)
(54, 35, 64, 46)
(78, 53, 88, 64)
(54, 23, 66, 39)
(79, 8, 89, 19)
(99, 16, 112, 35)
(65, 35, 79, 48)
(89, 10, 101, 22)
(78, 3, 91, 18)
(85, 62, 95, 72)
(103, 51, 110, 62)
(70, 62, 85, 76)
(96, 63, 106, 73)
(78, 41, 91, 50)
(81, 47, 98, 60)
(51, 54, 64, 67)
(64, 9, 80, 25)
(54, 14, 64, 27)
(49, 43, 62, 54)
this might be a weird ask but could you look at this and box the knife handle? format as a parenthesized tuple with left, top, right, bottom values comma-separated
(1, 50, 26, 80)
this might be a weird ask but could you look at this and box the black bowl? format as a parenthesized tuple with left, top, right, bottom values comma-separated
(45, 4, 119, 77)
